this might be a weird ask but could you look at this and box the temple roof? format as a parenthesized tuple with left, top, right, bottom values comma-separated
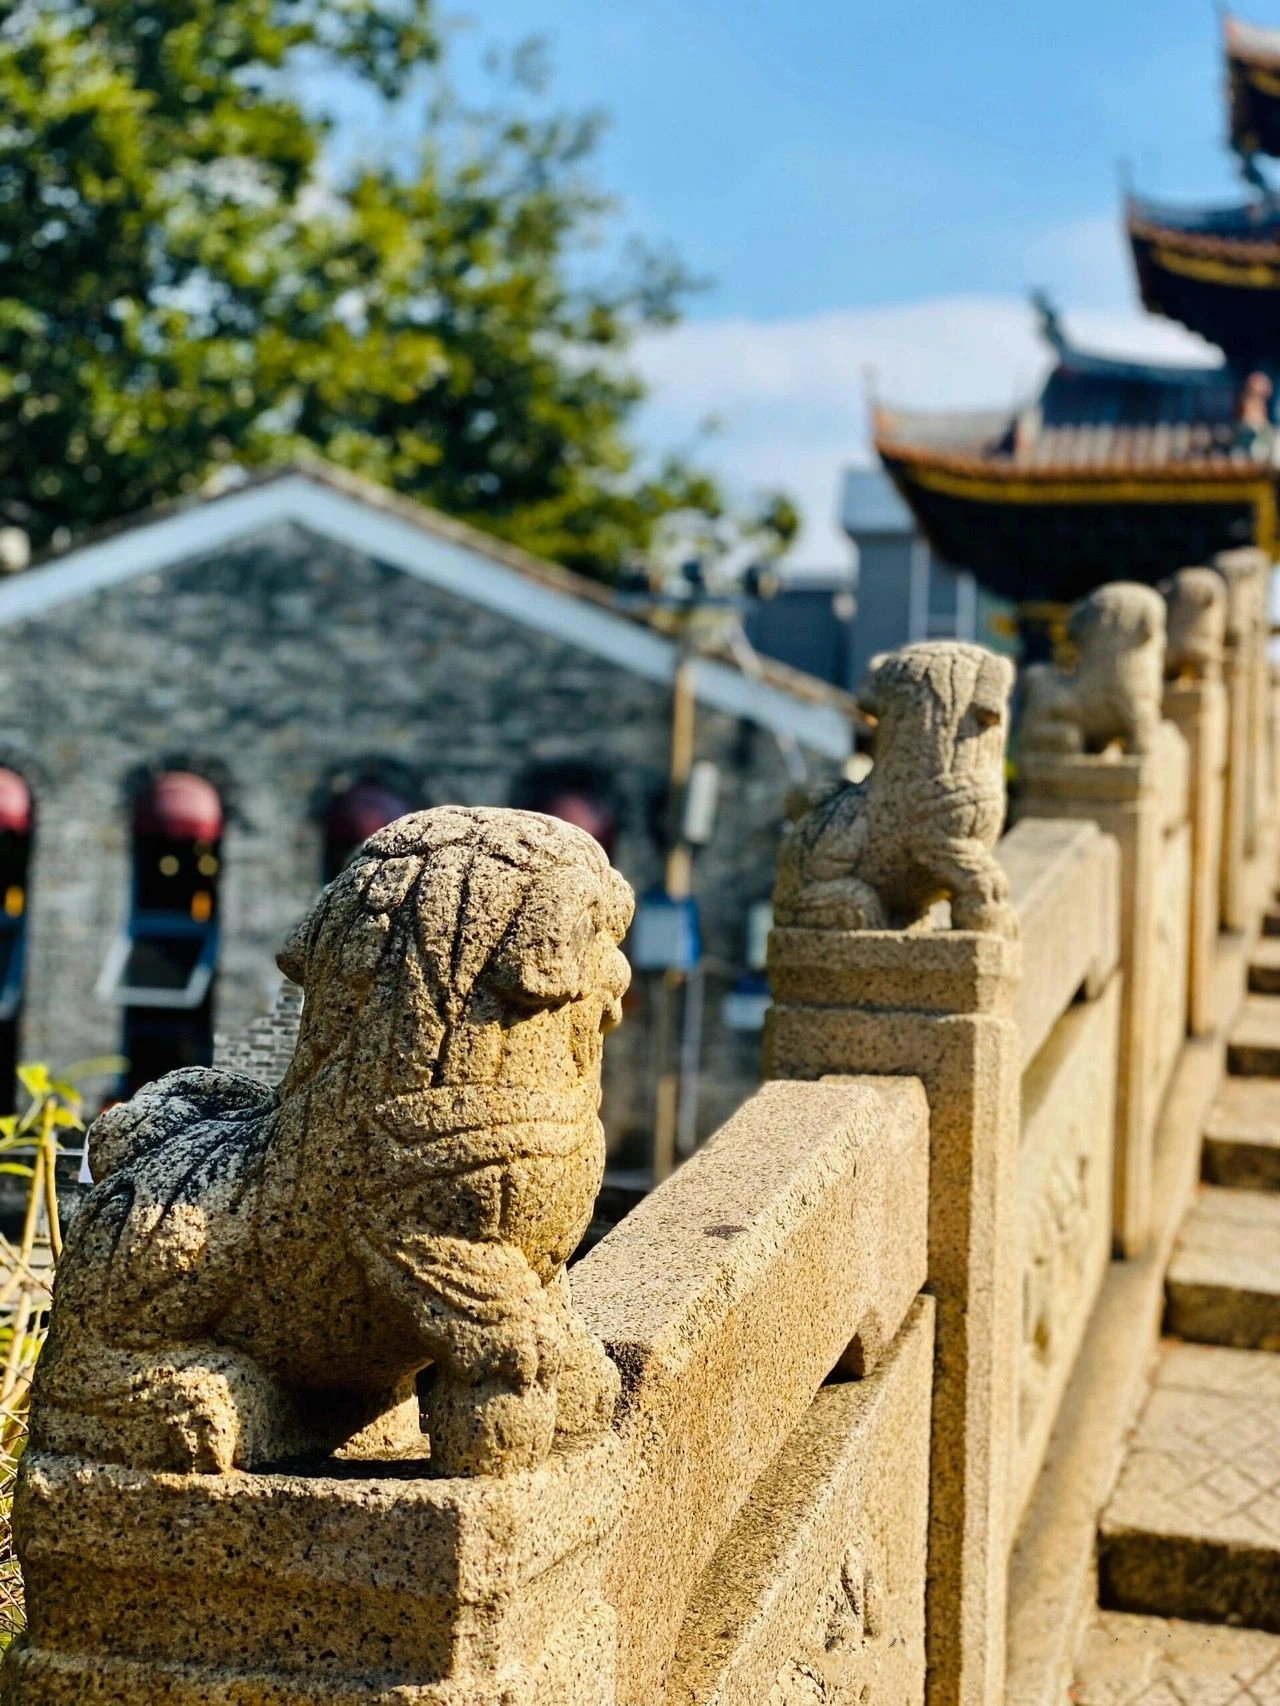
(875, 338, 1240, 474)
(1126, 193, 1280, 355)
(872, 318, 1275, 602)
(1227, 15, 1280, 158)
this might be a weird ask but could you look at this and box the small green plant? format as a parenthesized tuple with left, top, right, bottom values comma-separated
(0, 1060, 121, 1650)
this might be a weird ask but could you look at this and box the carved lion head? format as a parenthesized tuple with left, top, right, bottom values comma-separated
(277, 807, 634, 1104)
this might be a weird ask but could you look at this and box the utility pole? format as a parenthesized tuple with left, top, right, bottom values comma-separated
(651, 651, 696, 1184)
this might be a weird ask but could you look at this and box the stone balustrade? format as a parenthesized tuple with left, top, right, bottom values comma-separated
(5, 570, 1279, 1706)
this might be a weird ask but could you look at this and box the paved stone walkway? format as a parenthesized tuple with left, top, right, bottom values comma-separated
(1075, 1613, 1280, 1703)
(1166, 1187, 1280, 1350)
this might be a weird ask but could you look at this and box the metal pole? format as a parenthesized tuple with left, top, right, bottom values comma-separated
(651, 652, 696, 1184)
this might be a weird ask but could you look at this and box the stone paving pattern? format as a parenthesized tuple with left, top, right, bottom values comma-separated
(1075, 1612, 1280, 1704)
(1099, 1343, 1280, 1631)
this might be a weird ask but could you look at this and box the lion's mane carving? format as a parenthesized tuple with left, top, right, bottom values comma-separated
(32, 807, 633, 1478)
(773, 641, 1017, 937)
(1021, 582, 1166, 757)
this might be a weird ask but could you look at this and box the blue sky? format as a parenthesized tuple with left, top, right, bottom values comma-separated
(346, 1, 1270, 562)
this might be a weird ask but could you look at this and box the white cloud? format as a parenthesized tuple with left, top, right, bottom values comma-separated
(634, 293, 1220, 569)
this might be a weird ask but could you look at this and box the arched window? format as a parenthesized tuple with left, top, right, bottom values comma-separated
(97, 772, 223, 1095)
(0, 770, 33, 1115)
(323, 781, 412, 882)
(513, 765, 618, 859)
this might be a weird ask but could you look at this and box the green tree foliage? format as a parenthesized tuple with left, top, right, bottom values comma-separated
(0, 0, 796, 579)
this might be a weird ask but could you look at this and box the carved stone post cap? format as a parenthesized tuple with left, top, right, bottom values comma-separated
(774, 640, 1015, 938)
(1160, 567, 1227, 684)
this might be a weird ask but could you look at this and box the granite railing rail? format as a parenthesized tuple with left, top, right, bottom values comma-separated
(4, 558, 1277, 1706)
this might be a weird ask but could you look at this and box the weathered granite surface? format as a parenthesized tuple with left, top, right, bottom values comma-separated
(6, 806, 639, 1704)
(1162, 567, 1227, 685)
(666, 1298, 934, 1706)
(32, 807, 632, 1480)
(573, 1075, 931, 1705)
(1021, 582, 1166, 758)
(1099, 1341, 1280, 1633)
(774, 641, 1017, 936)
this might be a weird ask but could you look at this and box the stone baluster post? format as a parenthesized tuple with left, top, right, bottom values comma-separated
(1160, 568, 1228, 1036)
(1017, 582, 1186, 1258)
(7, 807, 636, 1706)
(1215, 547, 1269, 928)
(765, 640, 1022, 1706)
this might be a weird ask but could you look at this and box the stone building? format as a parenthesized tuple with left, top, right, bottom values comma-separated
(0, 462, 855, 1160)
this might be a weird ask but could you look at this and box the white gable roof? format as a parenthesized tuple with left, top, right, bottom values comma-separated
(0, 468, 854, 759)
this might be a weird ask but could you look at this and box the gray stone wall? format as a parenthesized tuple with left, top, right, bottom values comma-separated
(0, 522, 841, 1155)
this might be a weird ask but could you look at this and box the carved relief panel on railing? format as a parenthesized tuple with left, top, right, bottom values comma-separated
(996, 818, 1121, 1533)
(768, 1547, 885, 1705)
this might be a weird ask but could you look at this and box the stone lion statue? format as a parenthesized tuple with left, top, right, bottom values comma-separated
(1020, 582, 1166, 757)
(1160, 567, 1226, 684)
(32, 807, 633, 1478)
(773, 640, 1017, 936)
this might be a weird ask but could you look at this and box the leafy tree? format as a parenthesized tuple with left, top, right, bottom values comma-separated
(0, 0, 796, 579)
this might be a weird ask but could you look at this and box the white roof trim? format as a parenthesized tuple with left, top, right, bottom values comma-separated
(0, 475, 851, 759)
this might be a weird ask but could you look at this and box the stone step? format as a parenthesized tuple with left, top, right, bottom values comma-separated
(1251, 936, 1280, 996)
(1165, 1188, 1280, 1350)
(1099, 1342, 1280, 1632)
(1203, 1077, 1280, 1191)
(1074, 1611, 1280, 1704)
(1227, 996, 1280, 1077)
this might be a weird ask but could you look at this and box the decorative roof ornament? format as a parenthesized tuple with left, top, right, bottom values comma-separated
(1032, 289, 1069, 359)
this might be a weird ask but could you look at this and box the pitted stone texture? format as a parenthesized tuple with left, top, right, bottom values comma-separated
(1228, 997, 1280, 1078)
(1203, 1078, 1280, 1191)
(1013, 977, 1119, 1529)
(1021, 583, 1167, 758)
(1163, 671, 1228, 1037)
(1162, 568, 1228, 685)
(29, 807, 633, 1481)
(1166, 1188, 1280, 1350)
(773, 641, 1017, 936)
(666, 1298, 933, 1706)
(1099, 1343, 1280, 1631)
(1250, 938, 1280, 996)
(5, 1431, 624, 1704)
(573, 1076, 930, 1706)
(998, 817, 1120, 1069)
(766, 926, 1021, 1706)
(1074, 1612, 1280, 1704)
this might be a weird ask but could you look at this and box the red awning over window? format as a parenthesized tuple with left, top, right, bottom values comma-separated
(134, 773, 223, 842)
(325, 783, 411, 846)
(0, 771, 31, 836)
(540, 792, 617, 854)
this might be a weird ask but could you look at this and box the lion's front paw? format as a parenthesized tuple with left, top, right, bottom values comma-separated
(554, 1325, 620, 1439)
(427, 1374, 557, 1477)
